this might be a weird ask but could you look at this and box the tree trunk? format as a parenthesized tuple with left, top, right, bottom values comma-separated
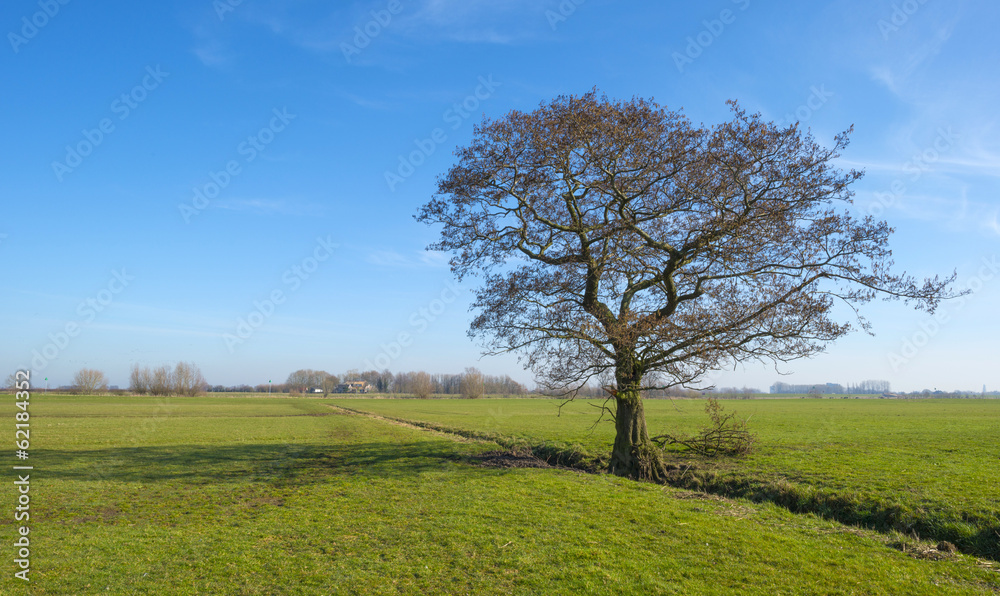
(608, 388, 667, 482)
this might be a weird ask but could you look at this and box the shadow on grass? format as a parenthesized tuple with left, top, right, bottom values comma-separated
(36, 439, 476, 486)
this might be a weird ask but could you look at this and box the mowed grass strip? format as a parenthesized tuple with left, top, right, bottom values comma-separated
(331, 397, 1000, 559)
(0, 396, 995, 594)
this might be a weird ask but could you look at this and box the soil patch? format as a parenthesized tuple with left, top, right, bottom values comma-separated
(473, 449, 554, 469)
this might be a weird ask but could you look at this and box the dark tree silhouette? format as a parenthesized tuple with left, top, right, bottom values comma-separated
(417, 90, 959, 481)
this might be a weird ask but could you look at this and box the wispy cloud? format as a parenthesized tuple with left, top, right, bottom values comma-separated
(188, 16, 240, 69)
(860, 185, 1000, 236)
(227, 0, 546, 62)
(985, 209, 1000, 236)
(365, 248, 448, 268)
(843, 154, 1000, 180)
(89, 323, 222, 338)
(339, 92, 399, 111)
(213, 198, 326, 216)
(870, 19, 957, 95)
(384, 0, 539, 44)
(866, 5, 961, 96)
(192, 41, 234, 68)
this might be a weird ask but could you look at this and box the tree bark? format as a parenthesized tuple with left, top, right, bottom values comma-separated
(608, 376, 667, 481)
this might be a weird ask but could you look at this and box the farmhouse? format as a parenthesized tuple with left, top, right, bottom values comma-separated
(335, 381, 371, 393)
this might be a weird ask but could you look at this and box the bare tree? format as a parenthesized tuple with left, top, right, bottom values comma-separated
(128, 363, 204, 396)
(286, 369, 310, 394)
(412, 371, 433, 399)
(173, 362, 206, 396)
(149, 365, 172, 396)
(286, 369, 326, 394)
(417, 90, 960, 480)
(129, 363, 151, 395)
(848, 379, 891, 394)
(173, 362, 193, 396)
(460, 367, 485, 399)
(322, 373, 340, 397)
(4, 372, 18, 391)
(74, 368, 108, 395)
(377, 369, 394, 393)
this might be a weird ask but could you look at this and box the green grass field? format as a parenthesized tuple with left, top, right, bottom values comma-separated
(1, 395, 998, 594)
(331, 397, 1000, 559)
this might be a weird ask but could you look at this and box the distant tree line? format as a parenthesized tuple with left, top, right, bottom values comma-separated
(706, 387, 762, 399)
(770, 380, 891, 395)
(1, 370, 996, 399)
(0, 363, 208, 396)
(535, 384, 762, 399)
(129, 362, 207, 396)
(770, 382, 846, 395)
(901, 389, 998, 399)
(202, 368, 525, 398)
(845, 380, 891, 394)
(387, 368, 522, 398)
(234, 367, 527, 398)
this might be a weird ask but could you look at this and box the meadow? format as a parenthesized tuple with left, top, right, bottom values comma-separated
(0, 395, 996, 594)
(333, 397, 1000, 560)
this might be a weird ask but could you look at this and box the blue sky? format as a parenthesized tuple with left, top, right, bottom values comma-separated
(2, 0, 997, 392)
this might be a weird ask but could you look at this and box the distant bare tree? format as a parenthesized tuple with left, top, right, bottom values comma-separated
(322, 373, 340, 397)
(486, 374, 526, 397)
(4, 372, 17, 391)
(377, 369, 394, 393)
(172, 363, 192, 395)
(460, 367, 485, 399)
(129, 364, 151, 395)
(74, 368, 108, 395)
(848, 379, 891, 394)
(412, 371, 433, 399)
(286, 370, 307, 394)
(149, 365, 172, 396)
(173, 362, 206, 396)
(286, 369, 326, 394)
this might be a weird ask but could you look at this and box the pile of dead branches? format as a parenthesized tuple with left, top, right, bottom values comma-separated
(652, 398, 756, 457)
